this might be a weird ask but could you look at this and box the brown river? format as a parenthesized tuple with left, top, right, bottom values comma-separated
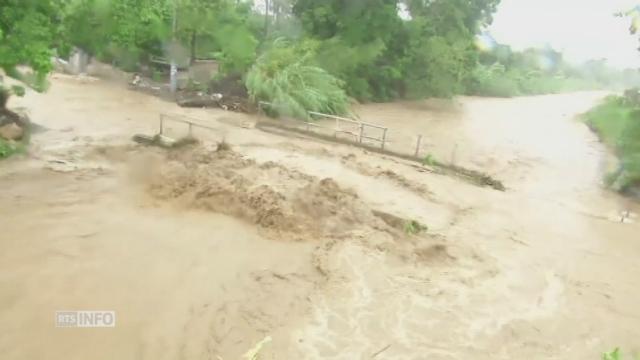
(0, 74, 638, 359)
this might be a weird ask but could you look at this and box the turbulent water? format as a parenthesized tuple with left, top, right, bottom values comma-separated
(0, 75, 638, 360)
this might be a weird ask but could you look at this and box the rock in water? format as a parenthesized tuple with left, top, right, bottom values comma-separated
(0, 123, 24, 141)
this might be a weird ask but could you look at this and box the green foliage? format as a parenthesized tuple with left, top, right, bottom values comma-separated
(3, 0, 513, 105)
(65, 0, 257, 74)
(583, 96, 633, 149)
(313, 38, 387, 100)
(245, 39, 350, 119)
(400, 0, 492, 98)
(9, 85, 26, 97)
(403, 220, 428, 235)
(468, 63, 519, 97)
(175, 0, 257, 74)
(604, 348, 622, 360)
(403, 35, 474, 98)
(151, 69, 164, 82)
(619, 109, 640, 188)
(0, 0, 65, 92)
(213, 24, 258, 75)
(30, 0, 509, 103)
(468, 43, 614, 97)
(0, 138, 25, 159)
(293, 0, 500, 101)
(9, 0, 619, 106)
(65, 0, 171, 69)
(583, 95, 640, 191)
(602, 348, 640, 360)
(422, 154, 438, 166)
(293, 0, 405, 101)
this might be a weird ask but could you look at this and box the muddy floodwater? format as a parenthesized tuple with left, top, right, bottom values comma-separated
(0, 75, 638, 360)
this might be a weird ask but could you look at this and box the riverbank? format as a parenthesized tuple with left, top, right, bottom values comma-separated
(582, 94, 640, 197)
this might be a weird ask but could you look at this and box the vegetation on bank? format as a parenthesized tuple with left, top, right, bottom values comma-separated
(602, 348, 639, 360)
(58, 0, 504, 106)
(468, 63, 601, 97)
(5, 0, 636, 123)
(0, 138, 22, 159)
(582, 92, 640, 192)
(467, 45, 638, 97)
(245, 39, 350, 119)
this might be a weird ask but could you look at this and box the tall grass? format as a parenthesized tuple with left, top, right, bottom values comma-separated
(582, 95, 640, 192)
(245, 40, 350, 119)
(582, 96, 632, 147)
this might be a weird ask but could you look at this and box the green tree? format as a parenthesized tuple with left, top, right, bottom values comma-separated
(292, 0, 501, 101)
(65, 0, 172, 70)
(0, 0, 68, 120)
(65, 0, 257, 74)
(176, 0, 256, 70)
(402, 0, 500, 97)
(293, 0, 408, 100)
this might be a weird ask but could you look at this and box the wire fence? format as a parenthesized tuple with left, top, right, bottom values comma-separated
(155, 104, 433, 164)
(153, 108, 505, 191)
(258, 101, 431, 159)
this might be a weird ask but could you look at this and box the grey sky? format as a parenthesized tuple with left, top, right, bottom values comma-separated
(489, 0, 640, 68)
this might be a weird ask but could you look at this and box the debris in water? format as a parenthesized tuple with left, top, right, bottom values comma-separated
(243, 336, 272, 360)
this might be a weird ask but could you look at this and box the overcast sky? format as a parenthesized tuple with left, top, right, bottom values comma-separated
(489, 0, 640, 68)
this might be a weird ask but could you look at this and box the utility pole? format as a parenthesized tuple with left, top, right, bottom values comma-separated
(170, 0, 178, 93)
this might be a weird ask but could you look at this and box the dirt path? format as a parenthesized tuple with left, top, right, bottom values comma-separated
(0, 75, 638, 359)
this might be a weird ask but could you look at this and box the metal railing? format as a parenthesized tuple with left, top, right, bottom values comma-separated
(258, 102, 389, 150)
(156, 105, 430, 162)
(158, 113, 219, 137)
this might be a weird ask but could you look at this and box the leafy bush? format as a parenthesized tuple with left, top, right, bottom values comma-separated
(583, 96, 640, 191)
(0, 138, 24, 159)
(466, 41, 624, 97)
(245, 39, 350, 119)
(293, 0, 497, 101)
(602, 348, 640, 360)
(0, 0, 64, 92)
(65, 0, 257, 75)
(583, 96, 633, 148)
(603, 348, 622, 360)
(468, 64, 520, 97)
(313, 37, 387, 100)
(422, 153, 438, 166)
(213, 24, 258, 75)
(618, 109, 640, 189)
